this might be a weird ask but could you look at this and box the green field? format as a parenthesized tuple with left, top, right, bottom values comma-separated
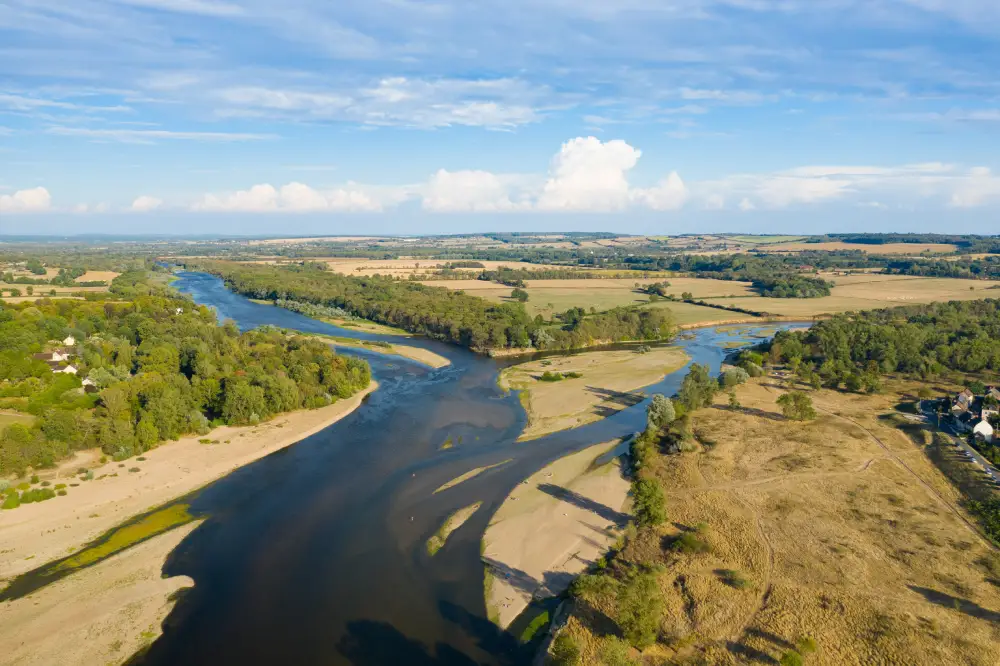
(724, 235, 807, 245)
(0, 411, 35, 430)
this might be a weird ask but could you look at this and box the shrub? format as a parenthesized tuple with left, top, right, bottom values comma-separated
(671, 531, 711, 554)
(571, 573, 619, 601)
(0, 480, 8, 492)
(796, 636, 818, 655)
(2, 492, 21, 510)
(597, 637, 638, 666)
(54, 483, 66, 489)
(40, 480, 50, 486)
(646, 394, 676, 431)
(81, 471, 94, 481)
(539, 371, 564, 382)
(21, 488, 56, 503)
(633, 478, 667, 527)
(718, 569, 751, 589)
(779, 651, 804, 666)
(129, 467, 141, 473)
(17, 482, 30, 491)
(99, 456, 108, 464)
(617, 571, 665, 649)
(719, 367, 750, 389)
(137, 456, 146, 461)
(57, 489, 67, 496)
(30, 475, 39, 484)
(777, 391, 816, 421)
(550, 632, 581, 666)
(563, 371, 583, 379)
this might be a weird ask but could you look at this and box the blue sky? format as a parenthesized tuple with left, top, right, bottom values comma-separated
(1, 0, 999, 235)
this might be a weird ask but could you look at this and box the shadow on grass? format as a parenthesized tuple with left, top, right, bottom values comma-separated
(908, 585, 1000, 624)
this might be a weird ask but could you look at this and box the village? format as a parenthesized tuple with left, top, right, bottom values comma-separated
(949, 383, 1000, 444)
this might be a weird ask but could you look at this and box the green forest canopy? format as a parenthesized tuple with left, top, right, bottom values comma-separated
(0, 271, 370, 476)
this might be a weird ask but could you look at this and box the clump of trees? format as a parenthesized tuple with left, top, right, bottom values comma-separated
(777, 392, 817, 421)
(0, 272, 371, 476)
(752, 276, 832, 298)
(637, 281, 671, 297)
(510, 287, 529, 303)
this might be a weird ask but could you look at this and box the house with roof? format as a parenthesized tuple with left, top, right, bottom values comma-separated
(973, 419, 994, 444)
(53, 364, 78, 375)
(32, 350, 70, 363)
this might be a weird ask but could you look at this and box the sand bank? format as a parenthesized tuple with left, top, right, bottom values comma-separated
(500, 347, 688, 441)
(0, 521, 201, 666)
(482, 440, 631, 629)
(0, 382, 376, 581)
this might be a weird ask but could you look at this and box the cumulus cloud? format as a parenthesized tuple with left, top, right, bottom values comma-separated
(192, 182, 382, 212)
(0, 187, 51, 213)
(423, 169, 524, 212)
(130, 195, 163, 212)
(632, 172, 689, 211)
(537, 137, 641, 211)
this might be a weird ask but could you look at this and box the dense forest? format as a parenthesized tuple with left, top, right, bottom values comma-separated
(196, 261, 677, 352)
(0, 271, 370, 476)
(763, 299, 1000, 385)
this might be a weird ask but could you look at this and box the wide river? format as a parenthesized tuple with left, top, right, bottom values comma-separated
(122, 272, 795, 666)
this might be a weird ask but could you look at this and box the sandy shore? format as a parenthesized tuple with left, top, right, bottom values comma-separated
(500, 347, 688, 441)
(482, 440, 631, 629)
(0, 520, 202, 666)
(0, 381, 377, 581)
(325, 338, 451, 369)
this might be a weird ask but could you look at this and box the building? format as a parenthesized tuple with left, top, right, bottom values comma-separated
(54, 364, 78, 375)
(32, 351, 70, 363)
(63, 335, 76, 346)
(973, 419, 994, 444)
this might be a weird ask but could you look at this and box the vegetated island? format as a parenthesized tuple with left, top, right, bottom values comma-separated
(499, 346, 689, 441)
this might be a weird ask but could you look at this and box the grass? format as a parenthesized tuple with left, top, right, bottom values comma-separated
(518, 610, 550, 644)
(559, 378, 1000, 665)
(51, 503, 196, 573)
(426, 502, 481, 556)
(0, 411, 36, 429)
(434, 459, 512, 494)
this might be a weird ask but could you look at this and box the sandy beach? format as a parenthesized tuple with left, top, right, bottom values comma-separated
(0, 521, 202, 666)
(482, 439, 632, 629)
(0, 381, 377, 581)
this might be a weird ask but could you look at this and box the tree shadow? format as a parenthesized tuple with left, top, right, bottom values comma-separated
(726, 641, 778, 664)
(908, 586, 1000, 623)
(744, 627, 795, 651)
(482, 557, 539, 597)
(537, 483, 630, 527)
(336, 619, 480, 666)
(437, 600, 520, 663)
(711, 404, 786, 422)
(584, 385, 645, 409)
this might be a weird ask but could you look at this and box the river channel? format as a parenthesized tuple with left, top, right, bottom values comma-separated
(110, 272, 795, 666)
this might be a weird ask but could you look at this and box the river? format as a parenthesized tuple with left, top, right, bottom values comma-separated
(106, 272, 794, 666)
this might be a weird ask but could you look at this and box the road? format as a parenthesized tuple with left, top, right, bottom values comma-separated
(920, 401, 1000, 485)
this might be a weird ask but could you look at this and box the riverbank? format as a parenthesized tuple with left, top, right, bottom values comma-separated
(0, 521, 202, 666)
(0, 382, 377, 581)
(482, 439, 631, 629)
(499, 347, 689, 441)
(319, 336, 451, 369)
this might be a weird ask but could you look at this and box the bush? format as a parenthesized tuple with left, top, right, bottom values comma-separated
(671, 531, 711, 554)
(796, 636, 818, 655)
(646, 394, 676, 431)
(54, 483, 66, 489)
(550, 632, 581, 666)
(633, 478, 667, 527)
(129, 467, 141, 473)
(570, 573, 619, 601)
(616, 571, 665, 649)
(718, 569, 751, 589)
(30, 475, 39, 484)
(539, 371, 564, 382)
(777, 391, 816, 421)
(40, 480, 50, 486)
(21, 488, 55, 503)
(0, 480, 8, 492)
(57, 489, 67, 496)
(596, 637, 638, 666)
(779, 651, 804, 666)
(719, 367, 750, 388)
(137, 456, 146, 461)
(2, 492, 21, 510)
(17, 482, 30, 491)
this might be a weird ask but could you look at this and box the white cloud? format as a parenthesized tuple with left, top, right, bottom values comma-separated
(72, 203, 89, 213)
(0, 187, 52, 213)
(47, 127, 272, 143)
(632, 172, 689, 211)
(192, 182, 383, 212)
(537, 137, 641, 211)
(739, 198, 756, 212)
(423, 169, 523, 212)
(130, 195, 162, 212)
(109, 0, 244, 17)
(950, 167, 1000, 208)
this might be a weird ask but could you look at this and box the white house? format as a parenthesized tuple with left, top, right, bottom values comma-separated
(81, 377, 95, 387)
(973, 419, 995, 444)
(55, 364, 78, 375)
(63, 335, 76, 346)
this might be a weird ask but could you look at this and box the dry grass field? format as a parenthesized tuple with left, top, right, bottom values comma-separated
(500, 347, 689, 440)
(74, 270, 119, 283)
(709, 277, 993, 318)
(561, 378, 1000, 666)
(0, 411, 35, 430)
(765, 241, 959, 254)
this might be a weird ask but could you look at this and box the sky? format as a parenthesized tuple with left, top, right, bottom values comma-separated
(0, 0, 999, 236)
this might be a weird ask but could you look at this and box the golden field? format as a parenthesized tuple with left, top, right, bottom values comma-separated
(561, 378, 1000, 665)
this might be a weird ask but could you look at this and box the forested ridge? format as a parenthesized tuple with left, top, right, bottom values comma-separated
(193, 261, 677, 352)
(0, 271, 370, 476)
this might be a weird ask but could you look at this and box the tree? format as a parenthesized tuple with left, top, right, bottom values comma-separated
(969, 380, 987, 395)
(633, 478, 667, 527)
(728, 390, 740, 410)
(616, 571, 665, 649)
(646, 394, 675, 431)
(777, 392, 816, 421)
(550, 633, 581, 666)
(510, 287, 529, 303)
(678, 363, 716, 411)
(719, 367, 750, 389)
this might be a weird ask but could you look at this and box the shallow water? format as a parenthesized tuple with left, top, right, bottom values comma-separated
(91, 272, 798, 666)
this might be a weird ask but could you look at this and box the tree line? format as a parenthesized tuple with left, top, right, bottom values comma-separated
(193, 261, 677, 352)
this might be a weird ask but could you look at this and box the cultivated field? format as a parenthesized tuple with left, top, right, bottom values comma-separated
(500, 347, 689, 441)
(709, 277, 994, 318)
(766, 241, 959, 254)
(561, 378, 1000, 665)
(74, 270, 119, 283)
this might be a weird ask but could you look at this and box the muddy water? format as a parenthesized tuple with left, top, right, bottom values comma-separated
(105, 272, 795, 666)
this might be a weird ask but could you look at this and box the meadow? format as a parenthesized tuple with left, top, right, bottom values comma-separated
(560, 378, 1000, 665)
